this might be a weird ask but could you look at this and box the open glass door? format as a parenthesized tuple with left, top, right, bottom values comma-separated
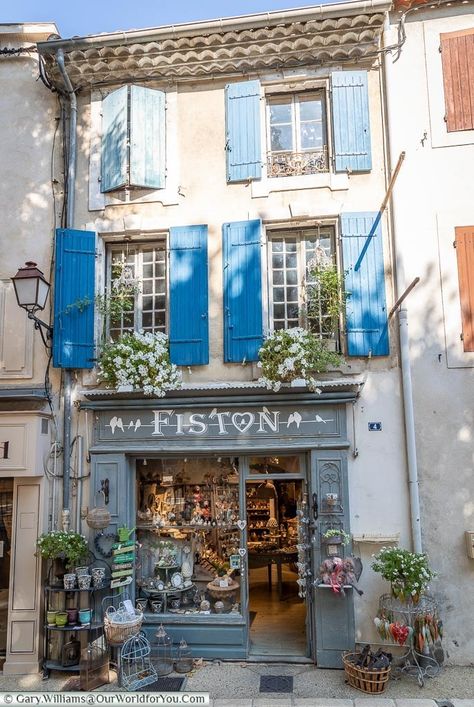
(244, 455, 309, 658)
(0, 478, 13, 668)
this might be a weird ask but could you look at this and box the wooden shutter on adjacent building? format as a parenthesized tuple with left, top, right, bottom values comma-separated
(331, 71, 372, 173)
(341, 212, 389, 357)
(223, 219, 263, 362)
(455, 226, 474, 352)
(225, 80, 262, 182)
(53, 229, 96, 369)
(169, 225, 209, 366)
(440, 29, 474, 132)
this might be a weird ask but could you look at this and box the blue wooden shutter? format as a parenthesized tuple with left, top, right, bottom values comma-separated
(223, 220, 263, 362)
(331, 71, 372, 173)
(169, 225, 209, 366)
(225, 80, 262, 183)
(101, 86, 128, 192)
(130, 85, 166, 189)
(340, 212, 389, 357)
(53, 228, 96, 369)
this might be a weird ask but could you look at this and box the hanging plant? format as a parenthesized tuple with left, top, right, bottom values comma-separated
(257, 327, 343, 392)
(305, 259, 349, 341)
(96, 261, 141, 342)
(98, 330, 182, 397)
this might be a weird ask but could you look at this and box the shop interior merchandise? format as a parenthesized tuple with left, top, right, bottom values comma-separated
(135, 457, 241, 616)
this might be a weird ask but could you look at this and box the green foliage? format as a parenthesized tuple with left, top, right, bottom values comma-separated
(258, 327, 343, 392)
(64, 297, 92, 315)
(322, 528, 351, 545)
(306, 262, 348, 335)
(371, 547, 436, 600)
(36, 530, 89, 570)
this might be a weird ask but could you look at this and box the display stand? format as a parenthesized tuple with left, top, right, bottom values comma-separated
(377, 593, 442, 687)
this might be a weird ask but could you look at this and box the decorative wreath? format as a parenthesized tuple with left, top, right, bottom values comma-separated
(94, 531, 118, 558)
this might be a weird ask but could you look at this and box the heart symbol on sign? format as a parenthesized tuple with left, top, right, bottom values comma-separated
(231, 412, 255, 434)
(237, 520, 246, 530)
(238, 548, 247, 557)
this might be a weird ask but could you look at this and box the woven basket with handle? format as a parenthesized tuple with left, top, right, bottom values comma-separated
(343, 652, 391, 694)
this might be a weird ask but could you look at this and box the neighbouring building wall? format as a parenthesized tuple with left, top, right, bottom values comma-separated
(386, 6, 474, 664)
(0, 24, 57, 674)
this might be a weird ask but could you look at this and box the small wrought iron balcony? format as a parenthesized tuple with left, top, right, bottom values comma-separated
(267, 147, 329, 178)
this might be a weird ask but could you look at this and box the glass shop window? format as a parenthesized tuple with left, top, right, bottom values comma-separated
(248, 455, 302, 475)
(135, 458, 242, 617)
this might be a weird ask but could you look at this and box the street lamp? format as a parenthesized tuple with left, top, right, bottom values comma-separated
(11, 261, 52, 347)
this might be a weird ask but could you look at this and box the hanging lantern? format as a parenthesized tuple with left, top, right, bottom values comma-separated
(153, 624, 173, 676)
(174, 638, 193, 673)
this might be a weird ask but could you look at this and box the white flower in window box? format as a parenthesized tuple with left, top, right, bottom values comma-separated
(258, 327, 342, 392)
(98, 330, 181, 397)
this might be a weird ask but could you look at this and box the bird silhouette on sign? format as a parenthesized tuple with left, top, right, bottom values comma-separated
(316, 415, 333, 424)
(109, 416, 124, 434)
(287, 411, 302, 428)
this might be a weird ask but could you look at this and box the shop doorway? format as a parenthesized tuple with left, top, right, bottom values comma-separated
(246, 456, 308, 657)
(0, 478, 13, 670)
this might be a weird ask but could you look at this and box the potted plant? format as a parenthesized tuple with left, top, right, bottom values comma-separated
(98, 330, 182, 397)
(36, 530, 89, 575)
(96, 260, 141, 344)
(257, 327, 343, 392)
(322, 528, 351, 546)
(371, 546, 436, 603)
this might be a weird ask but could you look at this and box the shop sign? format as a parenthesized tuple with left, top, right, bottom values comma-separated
(96, 403, 342, 447)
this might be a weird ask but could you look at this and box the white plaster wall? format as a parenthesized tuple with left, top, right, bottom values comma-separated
(387, 7, 474, 664)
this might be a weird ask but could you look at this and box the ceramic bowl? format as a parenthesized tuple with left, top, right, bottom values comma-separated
(63, 573, 76, 590)
(78, 608, 92, 625)
(46, 610, 57, 626)
(150, 600, 163, 613)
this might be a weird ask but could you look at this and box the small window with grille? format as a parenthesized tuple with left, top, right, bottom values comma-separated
(105, 241, 167, 340)
(266, 92, 329, 178)
(267, 226, 341, 348)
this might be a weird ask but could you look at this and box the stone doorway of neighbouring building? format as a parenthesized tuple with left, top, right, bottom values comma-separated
(246, 458, 308, 658)
(0, 478, 13, 671)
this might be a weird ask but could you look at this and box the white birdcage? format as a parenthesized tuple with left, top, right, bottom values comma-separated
(174, 638, 193, 673)
(153, 624, 173, 676)
(120, 633, 157, 691)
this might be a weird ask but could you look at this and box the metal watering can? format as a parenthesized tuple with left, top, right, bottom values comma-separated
(117, 526, 136, 543)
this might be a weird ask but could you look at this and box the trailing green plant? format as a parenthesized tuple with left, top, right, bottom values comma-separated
(371, 546, 436, 601)
(98, 330, 181, 397)
(322, 528, 351, 545)
(64, 297, 92, 315)
(36, 530, 89, 570)
(305, 262, 348, 337)
(96, 261, 141, 341)
(258, 327, 343, 392)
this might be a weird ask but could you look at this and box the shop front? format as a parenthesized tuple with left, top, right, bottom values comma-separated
(84, 387, 357, 667)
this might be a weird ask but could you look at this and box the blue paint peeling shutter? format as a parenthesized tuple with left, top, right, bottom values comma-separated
(341, 212, 389, 357)
(225, 80, 262, 183)
(101, 86, 128, 192)
(53, 228, 96, 369)
(331, 71, 372, 173)
(169, 225, 209, 366)
(130, 86, 166, 189)
(223, 220, 263, 362)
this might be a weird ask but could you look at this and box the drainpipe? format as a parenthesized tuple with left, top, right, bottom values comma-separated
(382, 18, 422, 553)
(56, 48, 77, 521)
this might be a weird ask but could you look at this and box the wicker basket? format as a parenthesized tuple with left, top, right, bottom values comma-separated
(343, 652, 391, 694)
(86, 491, 111, 530)
(103, 606, 143, 646)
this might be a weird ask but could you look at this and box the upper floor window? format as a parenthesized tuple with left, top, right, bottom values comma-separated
(101, 85, 166, 193)
(107, 242, 167, 340)
(440, 29, 474, 132)
(454, 226, 474, 351)
(268, 226, 340, 348)
(266, 92, 328, 177)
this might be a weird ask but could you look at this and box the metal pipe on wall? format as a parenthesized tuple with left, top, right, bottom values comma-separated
(382, 17, 422, 553)
(56, 48, 77, 515)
